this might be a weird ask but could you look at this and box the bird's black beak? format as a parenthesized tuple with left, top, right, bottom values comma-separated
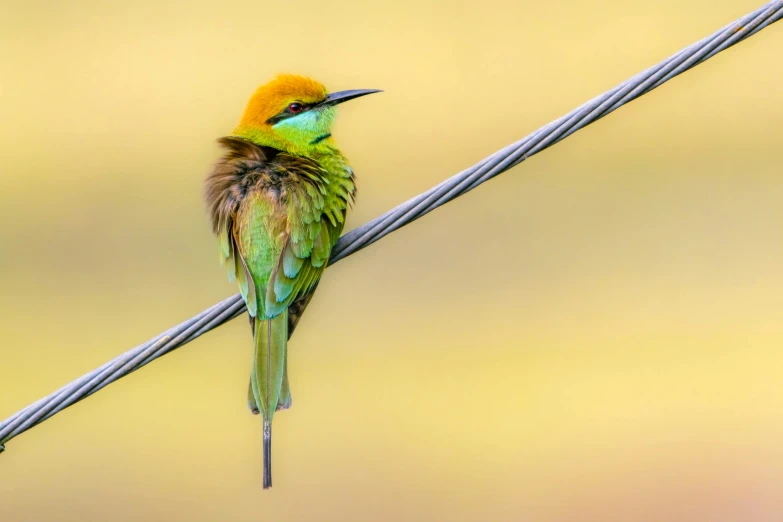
(316, 89, 382, 108)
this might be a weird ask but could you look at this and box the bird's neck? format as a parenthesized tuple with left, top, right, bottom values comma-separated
(233, 126, 343, 160)
(236, 132, 351, 185)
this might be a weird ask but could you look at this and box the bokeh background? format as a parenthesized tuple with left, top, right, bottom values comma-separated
(2, 0, 783, 520)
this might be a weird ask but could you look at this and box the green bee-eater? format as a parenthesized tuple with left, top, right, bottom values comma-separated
(204, 74, 380, 488)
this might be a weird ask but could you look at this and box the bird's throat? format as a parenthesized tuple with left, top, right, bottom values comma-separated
(310, 133, 332, 145)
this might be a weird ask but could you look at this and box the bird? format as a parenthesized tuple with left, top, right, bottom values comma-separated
(204, 74, 380, 489)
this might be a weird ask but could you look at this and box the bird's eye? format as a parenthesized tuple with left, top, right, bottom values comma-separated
(288, 103, 304, 113)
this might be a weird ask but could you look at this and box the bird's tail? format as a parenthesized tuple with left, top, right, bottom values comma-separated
(251, 312, 288, 489)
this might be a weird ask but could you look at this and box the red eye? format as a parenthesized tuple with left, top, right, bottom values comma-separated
(288, 103, 303, 113)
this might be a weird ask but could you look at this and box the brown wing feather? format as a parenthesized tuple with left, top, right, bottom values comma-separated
(287, 284, 319, 339)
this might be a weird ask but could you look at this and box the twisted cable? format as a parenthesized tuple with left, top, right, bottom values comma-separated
(2, 0, 781, 453)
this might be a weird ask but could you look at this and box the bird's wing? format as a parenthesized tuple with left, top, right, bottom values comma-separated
(206, 137, 269, 316)
(236, 154, 346, 319)
(278, 157, 351, 331)
(284, 209, 344, 336)
(206, 137, 348, 321)
(286, 284, 319, 339)
(232, 191, 282, 318)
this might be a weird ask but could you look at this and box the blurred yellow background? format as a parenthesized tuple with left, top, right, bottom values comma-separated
(2, 0, 783, 520)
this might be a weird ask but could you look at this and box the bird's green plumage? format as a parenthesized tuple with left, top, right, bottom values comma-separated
(206, 127, 355, 490)
(204, 74, 375, 489)
(251, 314, 287, 420)
(227, 149, 351, 319)
(231, 166, 349, 424)
(210, 142, 354, 421)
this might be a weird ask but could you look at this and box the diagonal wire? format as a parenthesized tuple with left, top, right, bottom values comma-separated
(2, 0, 781, 454)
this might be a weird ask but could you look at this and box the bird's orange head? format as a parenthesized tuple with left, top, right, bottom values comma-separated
(233, 74, 381, 155)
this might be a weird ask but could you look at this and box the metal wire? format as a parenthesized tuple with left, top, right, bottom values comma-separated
(2, 0, 781, 454)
